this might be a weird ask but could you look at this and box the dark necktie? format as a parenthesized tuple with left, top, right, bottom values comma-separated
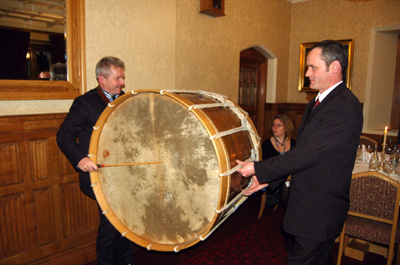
(111, 95, 117, 101)
(312, 98, 320, 110)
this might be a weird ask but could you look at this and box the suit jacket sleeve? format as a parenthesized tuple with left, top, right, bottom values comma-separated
(57, 98, 92, 169)
(57, 88, 108, 170)
(260, 139, 296, 190)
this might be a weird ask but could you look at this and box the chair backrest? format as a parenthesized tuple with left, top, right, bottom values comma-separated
(337, 171, 400, 265)
(349, 171, 400, 225)
(359, 135, 378, 150)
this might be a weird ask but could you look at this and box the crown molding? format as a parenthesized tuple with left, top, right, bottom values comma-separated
(286, 0, 312, 3)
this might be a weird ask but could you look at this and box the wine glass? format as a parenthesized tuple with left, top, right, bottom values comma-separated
(356, 145, 362, 161)
(366, 145, 373, 153)
(369, 150, 380, 171)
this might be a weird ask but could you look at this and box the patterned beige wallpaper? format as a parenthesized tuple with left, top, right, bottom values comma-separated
(175, 0, 292, 102)
(1, 0, 399, 115)
(85, 0, 177, 92)
(288, 0, 400, 103)
(85, 0, 292, 103)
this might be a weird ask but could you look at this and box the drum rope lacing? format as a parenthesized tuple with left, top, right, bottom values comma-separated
(194, 92, 259, 141)
(200, 192, 249, 241)
(159, 90, 261, 175)
(215, 185, 248, 213)
(159, 90, 260, 140)
(219, 149, 256, 177)
(159, 90, 259, 249)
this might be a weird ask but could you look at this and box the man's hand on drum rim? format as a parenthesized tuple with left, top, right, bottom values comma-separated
(244, 175, 269, 196)
(236, 160, 255, 177)
(236, 160, 269, 196)
(78, 157, 98, 173)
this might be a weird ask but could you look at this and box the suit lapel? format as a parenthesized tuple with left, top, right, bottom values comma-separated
(297, 100, 314, 137)
(96, 86, 110, 103)
(296, 83, 347, 138)
(314, 83, 345, 115)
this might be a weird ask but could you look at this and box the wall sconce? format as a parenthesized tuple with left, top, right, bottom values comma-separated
(200, 0, 225, 17)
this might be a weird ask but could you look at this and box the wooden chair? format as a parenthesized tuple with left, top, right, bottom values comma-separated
(359, 135, 378, 150)
(258, 175, 291, 219)
(258, 190, 267, 219)
(258, 189, 278, 219)
(337, 171, 400, 265)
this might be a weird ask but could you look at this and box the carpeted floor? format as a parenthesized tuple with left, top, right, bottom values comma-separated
(131, 194, 270, 265)
(86, 193, 390, 265)
(181, 206, 287, 265)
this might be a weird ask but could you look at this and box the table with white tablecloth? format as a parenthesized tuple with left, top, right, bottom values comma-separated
(353, 160, 400, 183)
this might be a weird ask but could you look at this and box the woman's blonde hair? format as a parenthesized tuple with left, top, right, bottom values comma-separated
(268, 114, 294, 139)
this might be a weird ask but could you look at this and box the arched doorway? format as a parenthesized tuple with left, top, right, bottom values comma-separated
(238, 47, 268, 140)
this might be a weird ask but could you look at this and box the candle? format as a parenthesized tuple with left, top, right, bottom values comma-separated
(383, 126, 388, 146)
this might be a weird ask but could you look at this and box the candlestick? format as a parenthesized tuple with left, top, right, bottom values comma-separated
(379, 145, 386, 172)
(383, 126, 388, 146)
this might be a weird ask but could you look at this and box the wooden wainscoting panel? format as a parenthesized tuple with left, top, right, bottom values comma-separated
(33, 187, 56, 246)
(59, 148, 78, 176)
(0, 114, 98, 265)
(29, 139, 50, 181)
(0, 143, 22, 187)
(0, 193, 28, 260)
(62, 182, 98, 238)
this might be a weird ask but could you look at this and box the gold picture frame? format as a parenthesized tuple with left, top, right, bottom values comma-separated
(298, 39, 354, 92)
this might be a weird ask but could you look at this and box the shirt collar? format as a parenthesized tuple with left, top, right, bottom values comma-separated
(315, 81, 343, 103)
(101, 89, 118, 102)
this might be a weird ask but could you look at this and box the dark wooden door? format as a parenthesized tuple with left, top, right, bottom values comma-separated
(239, 48, 268, 140)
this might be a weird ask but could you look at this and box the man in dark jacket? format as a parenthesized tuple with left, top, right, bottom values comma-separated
(57, 56, 134, 265)
(237, 40, 363, 265)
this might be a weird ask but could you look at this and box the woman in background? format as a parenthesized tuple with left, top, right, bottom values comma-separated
(262, 114, 295, 163)
(261, 114, 295, 249)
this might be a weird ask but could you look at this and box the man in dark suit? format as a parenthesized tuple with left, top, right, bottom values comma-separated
(237, 40, 363, 265)
(57, 56, 134, 265)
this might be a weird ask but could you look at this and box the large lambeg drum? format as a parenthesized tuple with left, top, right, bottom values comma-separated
(89, 89, 260, 252)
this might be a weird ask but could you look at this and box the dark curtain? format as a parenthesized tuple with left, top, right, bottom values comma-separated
(50, 34, 66, 64)
(0, 29, 30, 79)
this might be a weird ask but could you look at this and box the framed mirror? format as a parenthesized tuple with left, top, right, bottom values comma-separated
(0, 0, 85, 100)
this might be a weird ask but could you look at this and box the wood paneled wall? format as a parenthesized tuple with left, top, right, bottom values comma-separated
(0, 114, 98, 265)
